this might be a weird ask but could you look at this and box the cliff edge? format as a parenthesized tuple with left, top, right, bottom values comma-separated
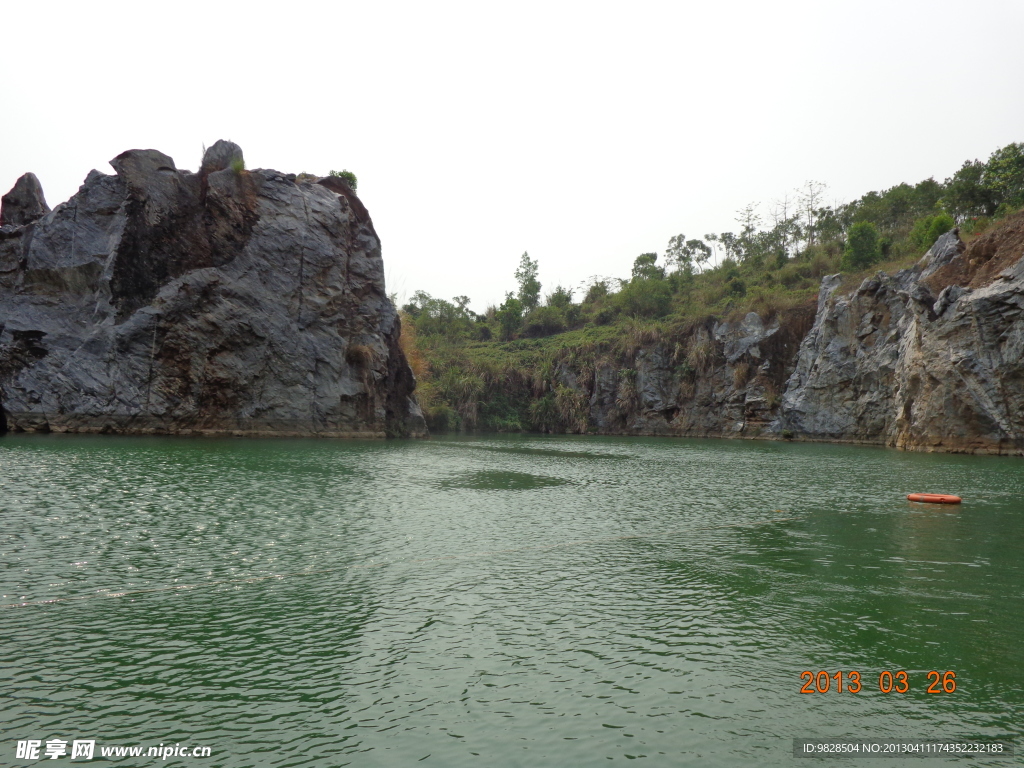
(0, 141, 426, 438)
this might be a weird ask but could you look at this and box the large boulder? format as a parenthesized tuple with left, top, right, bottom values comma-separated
(200, 140, 244, 174)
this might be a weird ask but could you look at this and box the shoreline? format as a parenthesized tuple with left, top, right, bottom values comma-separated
(5, 423, 1022, 456)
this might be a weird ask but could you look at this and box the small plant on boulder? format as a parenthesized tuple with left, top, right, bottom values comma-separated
(328, 169, 358, 191)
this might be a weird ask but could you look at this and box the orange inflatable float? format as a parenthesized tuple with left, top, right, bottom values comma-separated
(907, 493, 962, 504)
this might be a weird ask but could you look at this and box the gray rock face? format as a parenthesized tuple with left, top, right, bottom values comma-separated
(918, 229, 965, 278)
(1, 173, 50, 227)
(778, 224, 1024, 454)
(0, 143, 425, 438)
(573, 310, 806, 438)
(778, 269, 916, 440)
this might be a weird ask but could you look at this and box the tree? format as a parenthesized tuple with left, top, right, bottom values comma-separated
(401, 290, 475, 339)
(842, 222, 882, 270)
(736, 202, 762, 255)
(666, 234, 712, 274)
(496, 292, 524, 340)
(716, 232, 744, 262)
(328, 169, 358, 190)
(985, 142, 1024, 211)
(703, 233, 720, 264)
(688, 239, 713, 272)
(913, 177, 943, 212)
(514, 252, 541, 311)
(942, 160, 995, 222)
(798, 180, 827, 247)
(812, 204, 846, 244)
(769, 194, 800, 258)
(545, 285, 574, 309)
(631, 253, 664, 281)
(582, 278, 610, 304)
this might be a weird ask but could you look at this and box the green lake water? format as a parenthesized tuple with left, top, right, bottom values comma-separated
(1, 434, 1022, 766)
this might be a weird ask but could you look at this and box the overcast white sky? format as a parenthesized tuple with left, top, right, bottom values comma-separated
(3, 0, 1022, 312)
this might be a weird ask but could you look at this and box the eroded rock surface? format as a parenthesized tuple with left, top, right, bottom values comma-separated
(504, 219, 1024, 454)
(552, 309, 810, 438)
(779, 222, 1024, 454)
(0, 143, 425, 437)
(0, 173, 49, 227)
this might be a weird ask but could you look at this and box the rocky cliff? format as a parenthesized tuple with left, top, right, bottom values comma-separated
(0, 141, 425, 437)
(779, 216, 1024, 454)
(566, 309, 811, 438)
(525, 214, 1024, 454)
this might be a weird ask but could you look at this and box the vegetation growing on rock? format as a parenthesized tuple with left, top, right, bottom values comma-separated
(401, 141, 1024, 434)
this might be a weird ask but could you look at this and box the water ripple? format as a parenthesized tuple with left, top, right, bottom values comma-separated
(1, 434, 1021, 766)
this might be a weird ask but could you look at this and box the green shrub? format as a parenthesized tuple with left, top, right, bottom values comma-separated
(425, 402, 459, 432)
(564, 304, 582, 327)
(583, 280, 610, 303)
(842, 222, 882, 270)
(993, 203, 1018, 219)
(909, 213, 956, 251)
(496, 293, 524, 340)
(926, 213, 955, 244)
(616, 278, 672, 318)
(546, 285, 574, 309)
(522, 306, 566, 337)
(960, 216, 990, 236)
(592, 305, 618, 325)
(528, 393, 560, 432)
(328, 169, 358, 190)
(778, 263, 806, 288)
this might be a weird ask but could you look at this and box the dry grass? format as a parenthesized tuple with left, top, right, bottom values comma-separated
(732, 362, 751, 390)
(685, 331, 714, 372)
(398, 312, 430, 381)
(617, 317, 664, 359)
(346, 344, 376, 367)
(678, 376, 696, 401)
(614, 369, 640, 413)
(554, 385, 590, 433)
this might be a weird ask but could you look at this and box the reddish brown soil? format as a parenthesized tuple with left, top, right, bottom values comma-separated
(924, 210, 1024, 293)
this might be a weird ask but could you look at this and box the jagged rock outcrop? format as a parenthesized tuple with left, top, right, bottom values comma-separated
(0, 142, 426, 437)
(1, 173, 49, 227)
(779, 219, 1024, 454)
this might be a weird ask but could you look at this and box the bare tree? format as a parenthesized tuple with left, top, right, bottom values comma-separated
(736, 202, 762, 237)
(797, 180, 828, 248)
(771, 193, 792, 253)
